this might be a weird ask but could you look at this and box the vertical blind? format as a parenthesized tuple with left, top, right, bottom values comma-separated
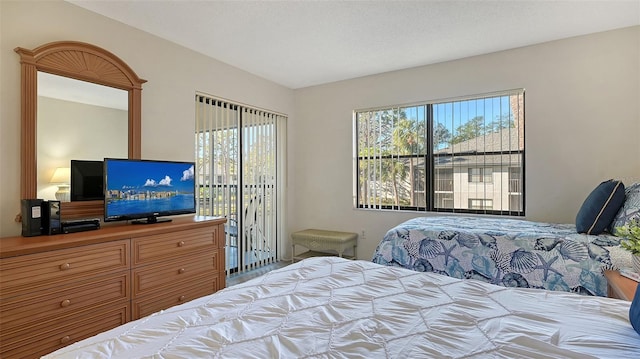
(195, 94, 287, 274)
(355, 90, 524, 216)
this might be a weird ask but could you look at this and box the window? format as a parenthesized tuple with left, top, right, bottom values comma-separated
(469, 199, 493, 210)
(468, 168, 492, 183)
(435, 193, 454, 209)
(355, 90, 524, 215)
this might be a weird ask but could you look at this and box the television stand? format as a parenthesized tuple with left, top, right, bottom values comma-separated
(0, 215, 227, 358)
(131, 216, 172, 225)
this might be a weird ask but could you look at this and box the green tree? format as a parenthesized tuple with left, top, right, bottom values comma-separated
(391, 115, 426, 206)
(452, 116, 485, 144)
(451, 114, 514, 144)
(433, 122, 452, 149)
(358, 107, 457, 207)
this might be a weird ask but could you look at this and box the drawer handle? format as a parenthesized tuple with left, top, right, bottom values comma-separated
(178, 268, 185, 274)
(60, 299, 71, 308)
(178, 295, 186, 302)
(60, 335, 70, 344)
(60, 263, 71, 271)
(177, 241, 185, 247)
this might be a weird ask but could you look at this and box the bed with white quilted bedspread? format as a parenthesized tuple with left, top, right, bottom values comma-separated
(44, 257, 639, 358)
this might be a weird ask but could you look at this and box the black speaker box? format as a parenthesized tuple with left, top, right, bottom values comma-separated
(21, 199, 44, 237)
(62, 222, 100, 234)
(41, 200, 62, 235)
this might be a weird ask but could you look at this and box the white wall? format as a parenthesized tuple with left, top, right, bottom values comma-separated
(292, 26, 640, 259)
(0, 1, 294, 236)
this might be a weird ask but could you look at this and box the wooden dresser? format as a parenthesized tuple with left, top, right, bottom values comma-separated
(0, 216, 225, 359)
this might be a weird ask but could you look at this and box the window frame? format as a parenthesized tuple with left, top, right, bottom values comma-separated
(353, 89, 525, 216)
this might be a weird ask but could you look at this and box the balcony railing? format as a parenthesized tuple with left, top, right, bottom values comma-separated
(197, 183, 276, 273)
(509, 178, 521, 193)
(434, 178, 453, 192)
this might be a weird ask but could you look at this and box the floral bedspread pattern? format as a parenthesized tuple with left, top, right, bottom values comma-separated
(372, 216, 621, 297)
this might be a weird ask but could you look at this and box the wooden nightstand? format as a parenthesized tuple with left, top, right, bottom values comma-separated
(604, 270, 638, 301)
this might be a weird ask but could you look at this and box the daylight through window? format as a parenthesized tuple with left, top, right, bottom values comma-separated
(355, 90, 524, 215)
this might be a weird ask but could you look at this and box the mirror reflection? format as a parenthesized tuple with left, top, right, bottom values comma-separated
(36, 72, 128, 201)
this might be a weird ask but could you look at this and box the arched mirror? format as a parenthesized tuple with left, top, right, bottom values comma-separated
(16, 41, 146, 219)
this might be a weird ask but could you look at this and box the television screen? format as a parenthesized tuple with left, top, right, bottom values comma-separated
(104, 158, 196, 224)
(70, 160, 104, 201)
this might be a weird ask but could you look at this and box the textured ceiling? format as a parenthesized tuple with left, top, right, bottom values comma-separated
(68, 0, 640, 89)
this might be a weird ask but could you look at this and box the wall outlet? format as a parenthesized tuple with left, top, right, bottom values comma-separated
(361, 229, 366, 239)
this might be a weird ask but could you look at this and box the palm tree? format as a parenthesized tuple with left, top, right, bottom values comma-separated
(391, 115, 426, 206)
(358, 108, 452, 207)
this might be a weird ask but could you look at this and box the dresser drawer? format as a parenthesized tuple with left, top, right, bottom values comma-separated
(132, 273, 221, 319)
(132, 226, 220, 265)
(0, 271, 129, 331)
(0, 301, 129, 359)
(0, 240, 129, 298)
(132, 249, 220, 297)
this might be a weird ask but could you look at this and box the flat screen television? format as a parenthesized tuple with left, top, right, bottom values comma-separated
(104, 158, 196, 224)
(70, 160, 104, 201)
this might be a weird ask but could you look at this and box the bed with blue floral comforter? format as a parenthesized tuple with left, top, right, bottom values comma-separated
(372, 216, 622, 297)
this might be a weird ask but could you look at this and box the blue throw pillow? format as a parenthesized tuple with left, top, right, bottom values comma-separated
(630, 284, 640, 335)
(576, 180, 625, 235)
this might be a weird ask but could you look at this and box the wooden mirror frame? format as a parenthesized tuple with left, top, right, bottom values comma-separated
(15, 41, 146, 219)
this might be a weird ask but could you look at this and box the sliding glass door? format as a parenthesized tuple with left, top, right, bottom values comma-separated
(195, 94, 286, 274)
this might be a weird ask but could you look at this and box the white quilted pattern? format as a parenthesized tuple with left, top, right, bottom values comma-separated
(45, 257, 639, 359)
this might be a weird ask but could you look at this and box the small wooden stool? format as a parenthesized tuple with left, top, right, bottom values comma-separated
(291, 229, 357, 263)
